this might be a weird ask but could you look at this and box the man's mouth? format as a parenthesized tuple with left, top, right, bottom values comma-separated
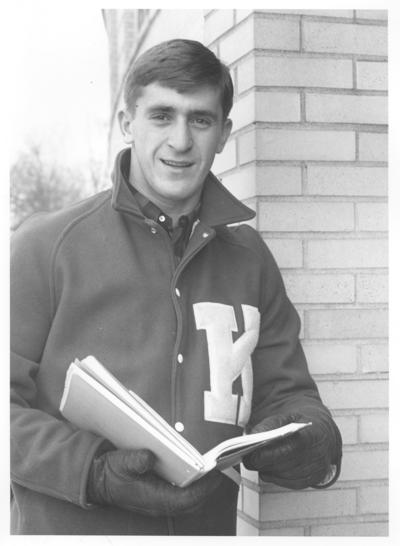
(160, 159, 194, 168)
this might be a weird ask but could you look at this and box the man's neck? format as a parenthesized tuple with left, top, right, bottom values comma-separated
(132, 185, 200, 227)
(128, 173, 201, 228)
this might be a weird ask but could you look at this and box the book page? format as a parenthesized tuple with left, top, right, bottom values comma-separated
(127, 389, 202, 463)
(77, 357, 203, 464)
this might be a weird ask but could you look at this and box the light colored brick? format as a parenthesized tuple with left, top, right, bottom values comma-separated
(317, 380, 388, 410)
(357, 61, 388, 91)
(357, 203, 387, 232)
(340, 449, 388, 481)
(304, 21, 387, 56)
(211, 138, 236, 174)
(221, 166, 256, 201)
(357, 273, 388, 303)
(255, 17, 300, 51)
(307, 309, 388, 339)
(260, 489, 356, 521)
(283, 273, 354, 303)
(356, 10, 388, 20)
(360, 412, 388, 443)
(243, 485, 260, 519)
(303, 343, 357, 374)
(307, 239, 388, 269)
(255, 92, 301, 122)
(255, 56, 353, 88)
(238, 130, 256, 165)
(334, 415, 358, 444)
(231, 91, 301, 130)
(361, 344, 388, 373)
(256, 129, 355, 161)
(359, 485, 388, 514)
(220, 17, 300, 64)
(230, 93, 255, 130)
(307, 166, 388, 197)
(236, 516, 259, 536)
(223, 165, 302, 201)
(263, 238, 303, 269)
(256, 166, 302, 196)
(255, 91, 301, 122)
(204, 9, 235, 44)
(219, 17, 254, 64)
(359, 132, 388, 162)
(259, 202, 354, 232)
(237, 56, 255, 94)
(311, 521, 388, 536)
(260, 527, 304, 536)
(306, 93, 387, 125)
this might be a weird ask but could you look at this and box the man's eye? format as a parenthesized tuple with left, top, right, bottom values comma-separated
(191, 118, 212, 128)
(151, 114, 170, 122)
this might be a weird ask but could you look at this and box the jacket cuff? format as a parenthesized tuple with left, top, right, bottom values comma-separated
(312, 463, 340, 489)
(79, 438, 114, 509)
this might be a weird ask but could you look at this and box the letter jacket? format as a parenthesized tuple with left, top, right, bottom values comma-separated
(10, 148, 341, 535)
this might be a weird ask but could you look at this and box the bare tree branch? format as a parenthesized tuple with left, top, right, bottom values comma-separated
(10, 143, 106, 230)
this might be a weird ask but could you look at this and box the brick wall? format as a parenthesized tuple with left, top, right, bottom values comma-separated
(207, 8, 388, 536)
(103, 8, 389, 536)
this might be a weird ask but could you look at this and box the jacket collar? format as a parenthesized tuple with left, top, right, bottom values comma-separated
(111, 148, 255, 227)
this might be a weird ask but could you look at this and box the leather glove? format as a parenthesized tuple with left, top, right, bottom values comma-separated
(86, 446, 224, 517)
(243, 411, 342, 490)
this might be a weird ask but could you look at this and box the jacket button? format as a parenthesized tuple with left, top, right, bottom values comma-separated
(202, 232, 209, 238)
(174, 422, 184, 432)
(177, 354, 183, 364)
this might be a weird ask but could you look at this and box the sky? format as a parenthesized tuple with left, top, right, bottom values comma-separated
(9, 4, 110, 169)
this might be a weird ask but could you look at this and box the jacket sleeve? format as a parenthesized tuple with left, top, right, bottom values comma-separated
(10, 215, 105, 507)
(246, 229, 342, 476)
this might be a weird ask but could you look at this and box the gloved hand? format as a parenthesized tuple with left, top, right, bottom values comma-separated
(243, 411, 341, 490)
(86, 447, 224, 516)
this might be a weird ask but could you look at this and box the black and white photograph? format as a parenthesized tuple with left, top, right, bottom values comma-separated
(8, 2, 393, 541)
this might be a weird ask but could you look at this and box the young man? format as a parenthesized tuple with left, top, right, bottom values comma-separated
(10, 39, 342, 535)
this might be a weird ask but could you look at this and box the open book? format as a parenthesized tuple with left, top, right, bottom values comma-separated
(60, 356, 311, 487)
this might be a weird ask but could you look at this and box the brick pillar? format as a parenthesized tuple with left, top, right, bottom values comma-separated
(206, 9, 388, 536)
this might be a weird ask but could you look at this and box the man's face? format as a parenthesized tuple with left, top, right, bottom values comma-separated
(119, 82, 232, 214)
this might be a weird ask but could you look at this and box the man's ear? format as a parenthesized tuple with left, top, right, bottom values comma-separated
(118, 110, 135, 144)
(216, 118, 233, 154)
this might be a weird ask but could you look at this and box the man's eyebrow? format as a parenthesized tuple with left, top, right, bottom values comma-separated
(145, 105, 175, 114)
(189, 109, 218, 121)
(145, 104, 218, 120)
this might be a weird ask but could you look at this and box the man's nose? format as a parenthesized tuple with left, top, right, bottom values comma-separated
(167, 120, 193, 152)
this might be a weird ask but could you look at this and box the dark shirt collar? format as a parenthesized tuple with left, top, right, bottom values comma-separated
(126, 183, 200, 235)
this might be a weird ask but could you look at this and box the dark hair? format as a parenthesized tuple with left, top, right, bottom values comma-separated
(123, 39, 234, 119)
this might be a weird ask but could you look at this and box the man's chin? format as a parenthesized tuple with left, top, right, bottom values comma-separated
(154, 180, 202, 204)
(156, 173, 201, 191)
